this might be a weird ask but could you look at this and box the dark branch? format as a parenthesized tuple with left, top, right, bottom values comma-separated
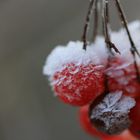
(102, 0, 120, 54)
(82, 0, 95, 50)
(93, 0, 99, 42)
(115, 0, 140, 81)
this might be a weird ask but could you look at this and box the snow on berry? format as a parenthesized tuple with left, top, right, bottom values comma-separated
(89, 21, 140, 99)
(111, 20, 140, 62)
(91, 21, 140, 64)
(43, 41, 105, 106)
(43, 21, 140, 106)
(90, 91, 136, 135)
(95, 21, 140, 98)
(43, 41, 107, 76)
(129, 98, 140, 138)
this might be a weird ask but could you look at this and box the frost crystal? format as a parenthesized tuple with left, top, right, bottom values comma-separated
(90, 91, 136, 135)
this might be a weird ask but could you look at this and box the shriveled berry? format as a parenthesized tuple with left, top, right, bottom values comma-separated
(53, 63, 105, 106)
(129, 98, 140, 138)
(89, 91, 136, 135)
(106, 57, 140, 98)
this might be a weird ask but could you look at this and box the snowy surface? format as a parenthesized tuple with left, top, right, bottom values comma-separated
(43, 21, 140, 76)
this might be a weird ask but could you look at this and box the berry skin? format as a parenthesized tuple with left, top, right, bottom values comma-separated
(129, 98, 140, 138)
(53, 63, 105, 106)
(102, 130, 137, 140)
(106, 57, 140, 98)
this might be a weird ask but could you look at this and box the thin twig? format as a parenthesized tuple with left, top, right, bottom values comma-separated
(93, 0, 99, 42)
(82, 0, 95, 50)
(101, 0, 111, 95)
(115, 0, 140, 81)
(102, 0, 120, 54)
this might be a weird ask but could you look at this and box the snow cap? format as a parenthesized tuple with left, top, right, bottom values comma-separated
(43, 41, 103, 76)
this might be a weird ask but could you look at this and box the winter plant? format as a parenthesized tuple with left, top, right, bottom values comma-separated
(43, 0, 140, 139)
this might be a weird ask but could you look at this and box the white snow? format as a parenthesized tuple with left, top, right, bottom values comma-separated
(111, 20, 140, 62)
(93, 20, 140, 63)
(43, 41, 104, 76)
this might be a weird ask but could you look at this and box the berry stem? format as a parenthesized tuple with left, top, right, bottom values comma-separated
(82, 0, 95, 50)
(93, 0, 99, 42)
(102, 0, 120, 95)
(101, 0, 110, 95)
(102, 0, 120, 55)
(114, 0, 140, 82)
(102, 0, 111, 54)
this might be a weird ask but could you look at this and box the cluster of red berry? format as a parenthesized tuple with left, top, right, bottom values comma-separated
(43, 0, 140, 138)
(43, 28, 140, 139)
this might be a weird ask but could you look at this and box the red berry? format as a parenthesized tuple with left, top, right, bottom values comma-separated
(106, 57, 140, 98)
(53, 63, 105, 106)
(102, 130, 137, 140)
(129, 98, 140, 138)
(79, 105, 110, 138)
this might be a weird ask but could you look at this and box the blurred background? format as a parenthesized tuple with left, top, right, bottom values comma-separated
(0, 0, 140, 140)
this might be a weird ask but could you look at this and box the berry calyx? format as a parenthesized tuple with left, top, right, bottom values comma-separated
(129, 98, 140, 138)
(53, 63, 105, 106)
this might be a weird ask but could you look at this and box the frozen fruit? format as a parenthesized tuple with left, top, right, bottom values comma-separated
(89, 91, 136, 135)
(106, 57, 140, 98)
(43, 41, 105, 106)
(53, 63, 105, 106)
(129, 98, 140, 138)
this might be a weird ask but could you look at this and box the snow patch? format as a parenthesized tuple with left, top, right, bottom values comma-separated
(43, 41, 104, 76)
